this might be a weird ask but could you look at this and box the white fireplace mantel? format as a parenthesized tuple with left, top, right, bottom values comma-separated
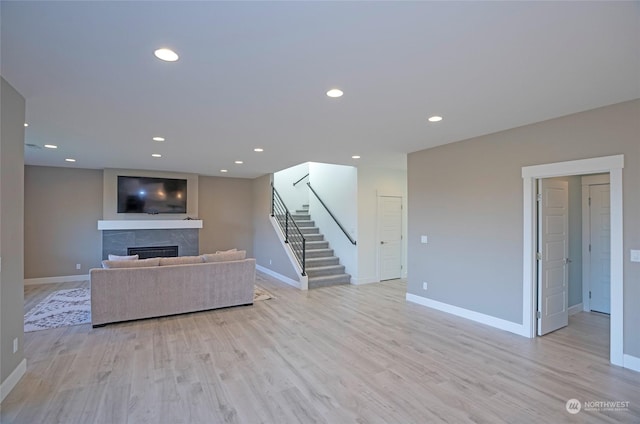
(98, 220, 203, 230)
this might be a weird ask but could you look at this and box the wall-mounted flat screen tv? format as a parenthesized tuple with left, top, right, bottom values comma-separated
(117, 176, 187, 214)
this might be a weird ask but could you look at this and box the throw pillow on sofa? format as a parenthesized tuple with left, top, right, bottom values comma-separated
(108, 254, 139, 261)
(201, 250, 246, 263)
(102, 257, 161, 269)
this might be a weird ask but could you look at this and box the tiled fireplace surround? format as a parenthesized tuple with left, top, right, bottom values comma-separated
(98, 220, 203, 260)
(102, 229, 199, 260)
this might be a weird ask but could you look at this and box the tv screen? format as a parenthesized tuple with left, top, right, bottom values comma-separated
(117, 176, 187, 214)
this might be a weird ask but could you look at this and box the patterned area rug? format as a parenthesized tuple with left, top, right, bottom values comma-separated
(24, 287, 91, 332)
(254, 285, 274, 301)
(255, 273, 275, 301)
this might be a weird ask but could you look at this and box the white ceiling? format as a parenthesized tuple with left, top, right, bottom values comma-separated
(2, 1, 639, 178)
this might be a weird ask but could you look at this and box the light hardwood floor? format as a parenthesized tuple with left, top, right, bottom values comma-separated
(2, 274, 639, 423)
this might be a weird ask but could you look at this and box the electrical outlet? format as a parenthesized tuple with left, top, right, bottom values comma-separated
(13, 338, 18, 353)
(421, 235, 428, 244)
(76, 263, 81, 270)
(269, 259, 272, 265)
(422, 282, 428, 290)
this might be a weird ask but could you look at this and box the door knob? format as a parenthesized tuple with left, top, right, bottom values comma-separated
(381, 241, 386, 245)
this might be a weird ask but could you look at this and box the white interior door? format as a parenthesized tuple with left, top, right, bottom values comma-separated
(589, 184, 611, 314)
(378, 196, 402, 281)
(537, 179, 569, 336)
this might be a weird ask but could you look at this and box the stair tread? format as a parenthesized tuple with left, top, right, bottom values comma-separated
(306, 264, 344, 270)
(303, 249, 334, 258)
(306, 256, 339, 261)
(306, 258, 340, 266)
(307, 274, 351, 289)
(308, 273, 351, 282)
(295, 219, 317, 228)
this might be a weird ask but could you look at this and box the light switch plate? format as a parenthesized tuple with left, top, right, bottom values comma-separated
(631, 250, 640, 263)
(421, 235, 428, 244)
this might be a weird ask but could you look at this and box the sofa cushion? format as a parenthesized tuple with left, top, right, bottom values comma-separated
(102, 257, 160, 269)
(108, 254, 139, 261)
(159, 256, 204, 266)
(201, 250, 246, 263)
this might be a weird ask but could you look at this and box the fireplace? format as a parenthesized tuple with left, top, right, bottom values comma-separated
(101, 228, 199, 260)
(128, 245, 178, 259)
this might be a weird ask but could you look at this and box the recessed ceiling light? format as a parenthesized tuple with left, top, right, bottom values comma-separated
(352, 155, 361, 159)
(44, 144, 58, 149)
(254, 148, 264, 152)
(24, 123, 28, 127)
(154, 48, 179, 62)
(234, 160, 243, 164)
(152, 137, 165, 142)
(152, 153, 162, 158)
(428, 115, 443, 122)
(220, 169, 228, 173)
(326, 88, 344, 98)
(65, 158, 76, 163)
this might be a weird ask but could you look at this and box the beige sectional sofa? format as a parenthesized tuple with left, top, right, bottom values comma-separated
(90, 251, 255, 327)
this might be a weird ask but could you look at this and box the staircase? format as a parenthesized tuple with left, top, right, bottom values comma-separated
(292, 205, 351, 289)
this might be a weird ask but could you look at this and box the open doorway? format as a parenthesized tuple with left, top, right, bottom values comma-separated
(522, 155, 624, 366)
(536, 175, 610, 338)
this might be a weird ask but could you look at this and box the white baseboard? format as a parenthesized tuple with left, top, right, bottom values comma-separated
(256, 265, 303, 289)
(623, 354, 640, 373)
(24, 274, 90, 286)
(0, 359, 26, 402)
(568, 303, 583, 316)
(406, 293, 528, 337)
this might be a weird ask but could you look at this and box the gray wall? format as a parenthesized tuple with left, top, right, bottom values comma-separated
(1, 77, 25, 384)
(199, 176, 253, 256)
(23, 169, 258, 278)
(24, 166, 103, 278)
(407, 99, 640, 356)
(251, 174, 300, 281)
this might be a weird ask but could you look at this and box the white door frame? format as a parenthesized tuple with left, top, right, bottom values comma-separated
(522, 155, 623, 366)
(581, 174, 610, 313)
